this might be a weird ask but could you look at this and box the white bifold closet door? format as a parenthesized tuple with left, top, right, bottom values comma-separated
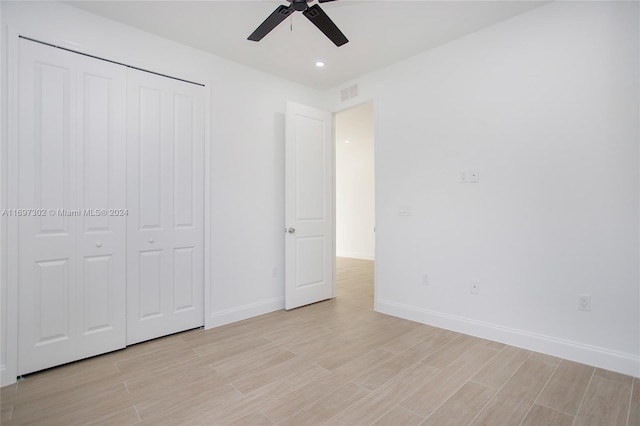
(17, 38, 205, 374)
(126, 69, 205, 345)
(18, 39, 127, 375)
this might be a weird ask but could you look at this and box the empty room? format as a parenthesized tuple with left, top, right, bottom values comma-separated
(1, 1, 639, 425)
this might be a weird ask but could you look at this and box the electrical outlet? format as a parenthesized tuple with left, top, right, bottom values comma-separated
(272, 266, 278, 279)
(579, 294, 591, 312)
(470, 280, 480, 294)
(422, 273, 429, 286)
(460, 170, 468, 183)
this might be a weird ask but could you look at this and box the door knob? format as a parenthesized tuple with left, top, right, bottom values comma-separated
(148, 237, 154, 244)
(96, 241, 102, 248)
(287, 227, 296, 234)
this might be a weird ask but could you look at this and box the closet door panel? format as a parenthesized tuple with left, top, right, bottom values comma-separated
(137, 87, 164, 230)
(173, 94, 196, 228)
(18, 41, 78, 374)
(138, 249, 163, 319)
(37, 61, 73, 234)
(82, 255, 114, 333)
(127, 70, 204, 345)
(35, 259, 72, 345)
(75, 54, 127, 357)
(171, 92, 203, 317)
(18, 40, 126, 375)
(173, 246, 195, 312)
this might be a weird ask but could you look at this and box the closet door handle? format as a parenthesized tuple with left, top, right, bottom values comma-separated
(148, 237, 155, 244)
(96, 241, 102, 248)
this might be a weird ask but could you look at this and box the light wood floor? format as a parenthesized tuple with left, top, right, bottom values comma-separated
(2, 258, 639, 425)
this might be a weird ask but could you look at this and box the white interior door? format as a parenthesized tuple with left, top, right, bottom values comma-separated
(126, 69, 205, 345)
(285, 101, 334, 310)
(18, 39, 127, 375)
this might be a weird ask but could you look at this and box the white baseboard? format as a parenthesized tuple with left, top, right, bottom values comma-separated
(336, 251, 375, 260)
(376, 298, 640, 378)
(206, 297, 285, 329)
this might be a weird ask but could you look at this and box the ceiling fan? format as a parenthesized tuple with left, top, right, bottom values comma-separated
(248, 0, 349, 47)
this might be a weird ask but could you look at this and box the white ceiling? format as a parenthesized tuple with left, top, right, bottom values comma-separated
(65, 0, 546, 90)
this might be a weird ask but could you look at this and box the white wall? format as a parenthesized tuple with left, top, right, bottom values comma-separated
(337, 1, 640, 377)
(0, 1, 328, 386)
(335, 102, 375, 260)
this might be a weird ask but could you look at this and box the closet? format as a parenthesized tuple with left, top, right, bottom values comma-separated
(16, 38, 205, 375)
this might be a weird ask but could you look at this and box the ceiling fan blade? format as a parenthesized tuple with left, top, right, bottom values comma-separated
(248, 4, 294, 42)
(318, 0, 338, 3)
(302, 4, 348, 46)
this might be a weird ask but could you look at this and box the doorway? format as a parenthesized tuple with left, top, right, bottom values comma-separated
(334, 101, 375, 303)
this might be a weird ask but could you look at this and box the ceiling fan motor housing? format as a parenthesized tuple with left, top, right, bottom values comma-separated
(291, 0, 309, 12)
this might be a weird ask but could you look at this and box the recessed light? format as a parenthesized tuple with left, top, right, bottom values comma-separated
(315, 61, 325, 68)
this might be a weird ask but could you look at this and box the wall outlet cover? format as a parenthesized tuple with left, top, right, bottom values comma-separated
(579, 294, 591, 312)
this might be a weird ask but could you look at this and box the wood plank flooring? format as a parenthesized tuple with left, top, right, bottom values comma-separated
(2, 258, 639, 425)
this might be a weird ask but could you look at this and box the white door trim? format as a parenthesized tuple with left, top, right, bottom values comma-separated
(3, 27, 22, 387)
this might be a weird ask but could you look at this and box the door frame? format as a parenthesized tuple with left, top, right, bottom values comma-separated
(1, 28, 213, 386)
(281, 98, 379, 310)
